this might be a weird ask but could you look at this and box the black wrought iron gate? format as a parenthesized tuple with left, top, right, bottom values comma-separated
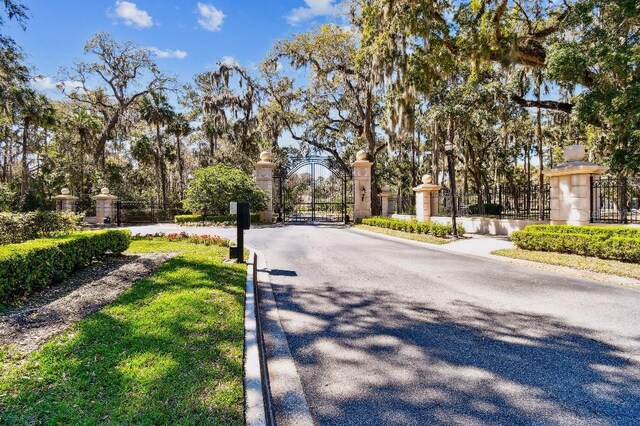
(274, 157, 353, 223)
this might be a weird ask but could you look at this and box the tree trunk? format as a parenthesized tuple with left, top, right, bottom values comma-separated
(20, 118, 29, 203)
(535, 72, 545, 220)
(95, 112, 120, 170)
(176, 134, 185, 199)
(364, 87, 380, 215)
(156, 123, 168, 209)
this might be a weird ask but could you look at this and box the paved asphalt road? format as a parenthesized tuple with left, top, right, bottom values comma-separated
(131, 224, 640, 425)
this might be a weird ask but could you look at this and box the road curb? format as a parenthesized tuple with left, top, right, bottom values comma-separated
(244, 250, 275, 426)
(255, 250, 314, 426)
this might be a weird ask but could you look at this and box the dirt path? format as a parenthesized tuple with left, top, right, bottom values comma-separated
(0, 253, 175, 355)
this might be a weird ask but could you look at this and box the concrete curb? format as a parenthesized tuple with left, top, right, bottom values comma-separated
(255, 251, 314, 426)
(244, 251, 273, 426)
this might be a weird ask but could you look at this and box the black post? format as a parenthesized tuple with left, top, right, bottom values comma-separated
(445, 145, 459, 239)
(498, 184, 503, 220)
(234, 202, 250, 263)
(116, 201, 121, 227)
(589, 175, 594, 224)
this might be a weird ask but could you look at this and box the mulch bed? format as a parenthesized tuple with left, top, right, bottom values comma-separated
(0, 253, 175, 356)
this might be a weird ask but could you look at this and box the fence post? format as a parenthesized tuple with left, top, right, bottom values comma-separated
(93, 188, 117, 225)
(352, 150, 373, 221)
(379, 186, 395, 217)
(52, 188, 78, 212)
(254, 151, 275, 222)
(413, 174, 441, 223)
(543, 145, 607, 226)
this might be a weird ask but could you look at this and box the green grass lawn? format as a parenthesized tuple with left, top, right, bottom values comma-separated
(492, 248, 640, 281)
(354, 224, 451, 245)
(0, 238, 245, 425)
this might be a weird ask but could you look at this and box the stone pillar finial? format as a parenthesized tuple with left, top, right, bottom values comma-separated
(413, 175, 441, 222)
(353, 150, 372, 221)
(255, 152, 275, 222)
(563, 144, 586, 162)
(543, 144, 607, 226)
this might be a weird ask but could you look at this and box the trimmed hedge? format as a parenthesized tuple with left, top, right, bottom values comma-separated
(512, 225, 640, 263)
(174, 213, 260, 224)
(361, 217, 465, 238)
(0, 210, 83, 244)
(0, 230, 131, 303)
(519, 224, 640, 238)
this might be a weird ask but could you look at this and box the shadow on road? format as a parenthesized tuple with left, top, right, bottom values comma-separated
(266, 283, 640, 425)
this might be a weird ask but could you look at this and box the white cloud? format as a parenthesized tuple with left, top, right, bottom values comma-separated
(220, 56, 239, 67)
(286, 0, 339, 25)
(197, 3, 225, 32)
(32, 76, 84, 93)
(113, 1, 153, 29)
(149, 47, 188, 59)
(32, 76, 57, 91)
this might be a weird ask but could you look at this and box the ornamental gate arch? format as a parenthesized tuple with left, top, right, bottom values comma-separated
(274, 156, 353, 223)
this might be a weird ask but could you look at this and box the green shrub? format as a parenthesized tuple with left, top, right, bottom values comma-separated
(0, 230, 131, 304)
(0, 210, 83, 244)
(361, 217, 464, 238)
(183, 165, 268, 215)
(512, 225, 640, 262)
(174, 213, 260, 224)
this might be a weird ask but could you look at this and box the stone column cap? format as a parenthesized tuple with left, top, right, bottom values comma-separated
(52, 194, 79, 201)
(256, 160, 276, 169)
(352, 159, 372, 167)
(413, 183, 441, 193)
(543, 162, 608, 177)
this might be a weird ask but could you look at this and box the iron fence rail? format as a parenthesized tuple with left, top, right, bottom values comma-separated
(590, 177, 640, 224)
(432, 183, 551, 221)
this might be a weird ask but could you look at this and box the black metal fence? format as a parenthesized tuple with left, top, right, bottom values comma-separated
(433, 183, 550, 221)
(116, 201, 185, 226)
(590, 177, 640, 224)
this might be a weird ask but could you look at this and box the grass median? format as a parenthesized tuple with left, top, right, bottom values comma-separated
(0, 238, 245, 425)
(354, 224, 451, 245)
(492, 248, 640, 281)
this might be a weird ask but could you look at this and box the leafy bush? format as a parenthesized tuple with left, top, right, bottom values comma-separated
(512, 225, 640, 262)
(361, 217, 465, 237)
(174, 213, 260, 225)
(0, 210, 83, 244)
(0, 230, 131, 304)
(183, 165, 268, 215)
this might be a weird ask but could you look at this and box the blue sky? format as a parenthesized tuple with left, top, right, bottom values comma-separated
(4, 1, 343, 94)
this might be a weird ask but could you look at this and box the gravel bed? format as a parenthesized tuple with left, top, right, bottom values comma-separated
(0, 253, 175, 355)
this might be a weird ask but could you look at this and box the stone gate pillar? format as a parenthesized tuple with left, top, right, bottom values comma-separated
(379, 186, 395, 217)
(52, 188, 78, 212)
(93, 187, 117, 225)
(353, 150, 373, 221)
(255, 151, 275, 222)
(543, 145, 607, 226)
(413, 175, 441, 222)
